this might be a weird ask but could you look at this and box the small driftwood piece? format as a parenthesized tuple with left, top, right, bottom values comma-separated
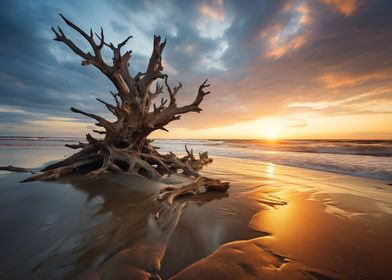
(158, 176, 230, 205)
(180, 145, 213, 170)
(0, 165, 34, 173)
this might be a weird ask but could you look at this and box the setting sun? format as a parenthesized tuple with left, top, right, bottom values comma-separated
(263, 128, 279, 140)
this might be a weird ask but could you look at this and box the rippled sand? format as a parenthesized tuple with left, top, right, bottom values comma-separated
(0, 154, 391, 279)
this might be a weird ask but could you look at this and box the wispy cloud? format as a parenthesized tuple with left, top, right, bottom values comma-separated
(320, 0, 358, 16)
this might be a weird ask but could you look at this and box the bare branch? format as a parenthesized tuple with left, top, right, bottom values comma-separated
(134, 72, 145, 81)
(94, 27, 105, 49)
(51, 26, 90, 62)
(86, 133, 99, 144)
(58, 14, 108, 70)
(173, 82, 183, 96)
(52, 15, 112, 78)
(147, 79, 211, 131)
(65, 142, 88, 149)
(70, 107, 111, 128)
(0, 165, 32, 173)
(185, 145, 196, 161)
(176, 79, 210, 114)
(163, 75, 183, 106)
(110, 91, 122, 108)
(96, 98, 118, 116)
(153, 98, 168, 114)
(139, 35, 167, 95)
(59, 14, 92, 42)
(53, 14, 137, 98)
(118, 35, 133, 49)
(149, 82, 164, 99)
(164, 74, 173, 95)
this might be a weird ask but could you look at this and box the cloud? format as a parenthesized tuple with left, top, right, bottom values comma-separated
(319, 0, 358, 16)
(319, 72, 392, 89)
(199, 0, 226, 21)
(262, 2, 310, 59)
(266, 35, 306, 59)
(0, 105, 28, 114)
(287, 102, 329, 110)
(287, 122, 307, 128)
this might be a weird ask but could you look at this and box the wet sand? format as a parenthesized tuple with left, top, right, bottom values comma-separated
(0, 151, 391, 279)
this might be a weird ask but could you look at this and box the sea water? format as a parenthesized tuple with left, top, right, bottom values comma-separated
(1, 137, 391, 180)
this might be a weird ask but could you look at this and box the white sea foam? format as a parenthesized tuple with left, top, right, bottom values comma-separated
(154, 139, 392, 180)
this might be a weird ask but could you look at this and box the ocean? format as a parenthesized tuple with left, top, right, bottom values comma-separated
(0, 136, 391, 180)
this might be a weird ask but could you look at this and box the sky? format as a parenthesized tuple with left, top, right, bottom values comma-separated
(0, 0, 391, 139)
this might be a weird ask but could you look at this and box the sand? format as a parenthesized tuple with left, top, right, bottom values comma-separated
(0, 153, 391, 279)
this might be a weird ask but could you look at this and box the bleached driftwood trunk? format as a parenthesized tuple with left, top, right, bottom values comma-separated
(22, 15, 228, 194)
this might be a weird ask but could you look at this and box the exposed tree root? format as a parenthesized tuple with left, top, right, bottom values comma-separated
(158, 176, 230, 205)
(0, 165, 34, 173)
(22, 140, 215, 183)
(21, 156, 101, 183)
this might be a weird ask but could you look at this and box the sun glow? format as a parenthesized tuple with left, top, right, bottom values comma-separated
(263, 128, 279, 140)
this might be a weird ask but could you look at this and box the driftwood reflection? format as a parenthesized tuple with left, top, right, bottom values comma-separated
(32, 175, 230, 279)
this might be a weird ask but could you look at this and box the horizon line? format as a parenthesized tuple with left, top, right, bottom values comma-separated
(0, 135, 391, 141)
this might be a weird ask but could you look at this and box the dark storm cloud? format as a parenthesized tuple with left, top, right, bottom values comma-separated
(0, 0, 391, 135)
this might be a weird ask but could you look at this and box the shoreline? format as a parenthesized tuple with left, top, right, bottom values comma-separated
(1, 145, 392, 183)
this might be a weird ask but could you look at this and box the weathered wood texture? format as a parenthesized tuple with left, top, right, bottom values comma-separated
(23, 15, 226, 188)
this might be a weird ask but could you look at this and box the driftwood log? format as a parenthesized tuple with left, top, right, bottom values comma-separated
(158, 176, 230, 205)
(0, 165, 34, 173)
(21, 14, 229, 194)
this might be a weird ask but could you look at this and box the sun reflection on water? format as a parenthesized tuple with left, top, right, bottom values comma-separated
(267, 163, 275, 175)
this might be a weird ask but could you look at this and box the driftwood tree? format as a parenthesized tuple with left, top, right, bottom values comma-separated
(23, 14, 228, 194)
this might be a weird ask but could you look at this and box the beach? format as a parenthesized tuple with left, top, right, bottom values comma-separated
(0, 138, 391, 279)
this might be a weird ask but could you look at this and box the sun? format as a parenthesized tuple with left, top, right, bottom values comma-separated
(263, 128, 279, 140)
